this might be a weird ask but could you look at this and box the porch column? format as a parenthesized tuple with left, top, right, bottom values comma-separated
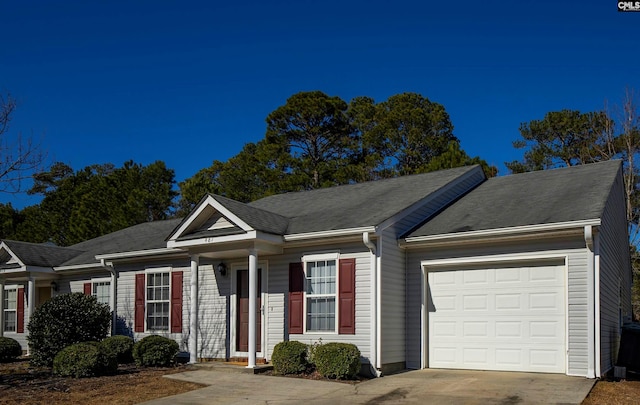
(0, 278, 4, 338)
(189, 254, 199, 364)
(247, 249, 258, 368)
(27, 276, 35, 355)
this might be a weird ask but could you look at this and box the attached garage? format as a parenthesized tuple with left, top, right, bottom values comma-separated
(424, 259, 567, 374)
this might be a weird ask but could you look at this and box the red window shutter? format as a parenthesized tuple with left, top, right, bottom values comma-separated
(135, 274, 145, 332)
(171, 271, 183, 333)
(83, 282, 92, 295)
(16, 287, 25, 333)
(288, 262, 304, 334)
(338, 258, 356, 334)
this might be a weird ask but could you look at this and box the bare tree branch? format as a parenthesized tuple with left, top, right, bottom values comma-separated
(0, 92, 47, 193)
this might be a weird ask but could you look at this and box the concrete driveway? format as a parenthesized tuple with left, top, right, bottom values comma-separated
(141, 367, 595, 405)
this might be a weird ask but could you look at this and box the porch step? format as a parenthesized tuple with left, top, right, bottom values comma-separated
(192, 361, 273, 374)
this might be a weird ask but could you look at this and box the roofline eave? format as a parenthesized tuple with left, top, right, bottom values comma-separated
(401, 219, 601, 247)
(54, 262, 104, 272)
(283, 226, 377, 242)
(95, 247, 187, 261)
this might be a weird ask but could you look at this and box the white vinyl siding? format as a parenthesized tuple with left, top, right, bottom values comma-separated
(406, 237, 591, 377)
(193, 263, 230, 359)
(266, 243, 372, 362)
(114, 261, 190, 352)
(379, 167, 485, 368)
(597, 171, 632, 375)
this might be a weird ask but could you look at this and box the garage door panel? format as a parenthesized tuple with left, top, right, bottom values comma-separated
(463, 294, 489, 310)
(495, 321, 522, 338)
(436, 295, 456, 311)
(428, 264, 565, 373)
(463, 270, 489, 284)
(495, 294, 522, 310)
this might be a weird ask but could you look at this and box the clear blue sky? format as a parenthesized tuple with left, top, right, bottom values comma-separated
(2, 0, 639, 208)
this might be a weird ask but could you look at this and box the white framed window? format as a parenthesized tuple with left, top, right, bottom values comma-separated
(304, 253, 339, 332)
(146, 271, 170, 331)
(3, 287, 17, 332)
(91, 278, 111, 306)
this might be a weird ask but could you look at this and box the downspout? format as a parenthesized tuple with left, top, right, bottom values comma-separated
(594, 232, 601, 377)
(100, 259, 117, 336)
(363, 232, 382, 377)
(585, 226, 597, 378)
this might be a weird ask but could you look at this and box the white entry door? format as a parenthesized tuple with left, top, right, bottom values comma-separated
(428, 263, 566, 373)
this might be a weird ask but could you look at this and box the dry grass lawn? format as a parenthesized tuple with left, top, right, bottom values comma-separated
(0, 359, 203, 405)
(583, 375, 640, 405)
(4, 357, 640, 404)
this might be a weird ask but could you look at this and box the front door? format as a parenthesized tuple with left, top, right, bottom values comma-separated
(236, 269, 261, 352)
(36, 286, 51, 308)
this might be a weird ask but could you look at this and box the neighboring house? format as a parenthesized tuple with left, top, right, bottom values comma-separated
(0, 161, 631, 378)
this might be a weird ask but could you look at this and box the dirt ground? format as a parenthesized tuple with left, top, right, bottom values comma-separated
(0, 359, 203, 405)
(583, 374, 640, 405)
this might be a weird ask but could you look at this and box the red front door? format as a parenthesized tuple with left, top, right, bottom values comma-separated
(236, 269, 261, 352)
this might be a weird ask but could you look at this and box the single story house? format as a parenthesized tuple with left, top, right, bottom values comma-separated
(0, 160, 631, 378)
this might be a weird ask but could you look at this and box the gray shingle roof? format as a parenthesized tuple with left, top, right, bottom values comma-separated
(2, 240, 84, 267)
(62, 218, 184, 266)
(406, 160, 622, 238)
(211, 195, 290, 235)
(248, 165, 481, 234)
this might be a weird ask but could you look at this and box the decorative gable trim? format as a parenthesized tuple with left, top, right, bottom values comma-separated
(0, 242, 25, 269)
(204, 213, 235, 231)
(167, 195, 253, 242)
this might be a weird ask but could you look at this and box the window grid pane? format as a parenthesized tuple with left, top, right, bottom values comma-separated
(4, 312, 16, 332)
(92, 282, 110, 305)
(306, 260, 337, 332)
(146, 273, 170, 331)
(3, 289, 17, 332)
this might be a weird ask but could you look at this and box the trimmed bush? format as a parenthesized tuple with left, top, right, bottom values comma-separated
(313, 342, 361, 379)
(132, 335, 179, 367)
(28, 292, 111, 367)
(101, 335, 134, 364)
(53, 342, 118, 378)
(272, 341, 308, 375)
(0, 337, 22, 362)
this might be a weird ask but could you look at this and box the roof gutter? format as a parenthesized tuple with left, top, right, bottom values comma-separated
(402, 219, 601, 246)
(95, 247, 185, 261)
(285, 226, 376, 242)
(54, 263, 103, 272)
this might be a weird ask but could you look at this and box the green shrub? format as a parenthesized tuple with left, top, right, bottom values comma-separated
(0, 337, 22, 362)
(313, 342, 361, 379)
(132, 335, 179, 367)
(53, 342, 117, 378)
(27, 292, 111, 367)
(101, 335, 134, 364)
(272, 341, 308, 375)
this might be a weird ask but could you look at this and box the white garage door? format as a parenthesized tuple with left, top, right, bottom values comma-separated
(428, 263, 565, 373)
